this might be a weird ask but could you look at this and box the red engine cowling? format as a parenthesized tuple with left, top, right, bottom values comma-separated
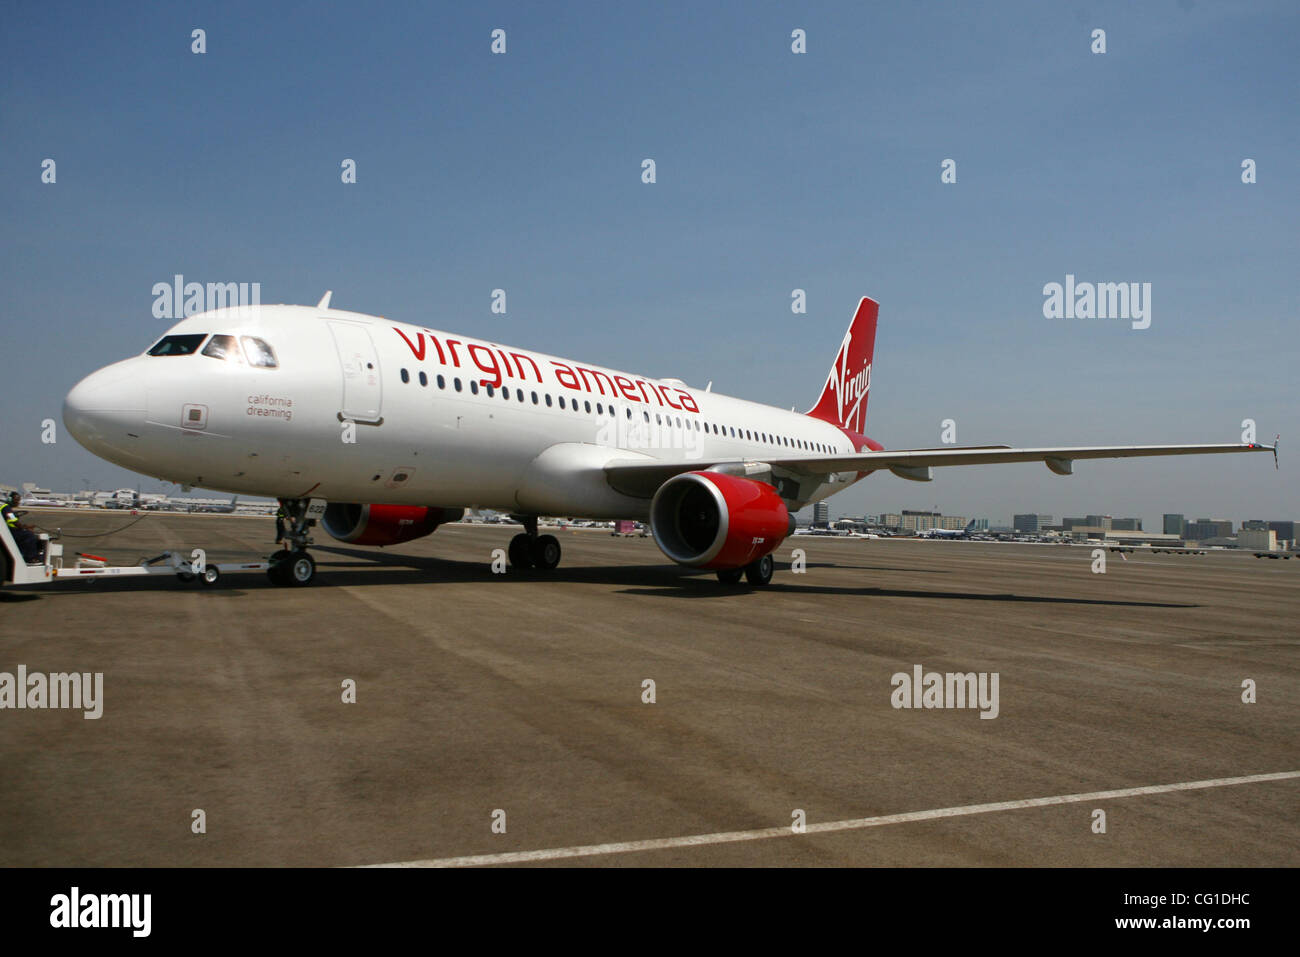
(321, 503, 464, 546)
(649, 471, 794, 569)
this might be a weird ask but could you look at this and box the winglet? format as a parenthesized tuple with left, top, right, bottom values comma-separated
(317, 291, 333, 310)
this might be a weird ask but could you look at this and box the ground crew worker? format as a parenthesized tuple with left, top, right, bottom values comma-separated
(3, 492, 44, 564)
(275, 504, 287, 544)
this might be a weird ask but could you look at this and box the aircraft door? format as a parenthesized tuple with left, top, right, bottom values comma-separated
(328, 321, 383, 424)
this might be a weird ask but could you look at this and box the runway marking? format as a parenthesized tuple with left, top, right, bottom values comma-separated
(365, 769, 1300, 868)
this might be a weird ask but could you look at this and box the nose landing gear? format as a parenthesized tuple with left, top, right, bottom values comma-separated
(268, 498, 317, 586)
(507, 515, 562, 571)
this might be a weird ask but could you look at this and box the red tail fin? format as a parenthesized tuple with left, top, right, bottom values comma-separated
(806, 297, 878, 434)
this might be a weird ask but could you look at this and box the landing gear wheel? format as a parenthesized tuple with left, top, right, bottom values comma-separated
(287, 551, 315, 586)
(508, 533, 535, 569)
(716, 567, 744, 584)
(267, 549, 293, 586)
(744, 553, 774, 586)
(531, 534, 561, 570)
(201, 565, 221, 587)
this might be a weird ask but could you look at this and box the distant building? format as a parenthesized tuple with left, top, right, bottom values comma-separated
(1185, 519, 1234, 541)
(1013, 514, 1052, 534)
(939, 515, 969, 530)
(1238, 529, 1277, 551)
(901, 510, 942, 532)
(969, 518, 990, 531)
(813, 502, 829, 527)
(1267, 520, 1296, 546)
(1163, 513, 1185, 536)
(1085, 514, 1113, 531)
(1111, 518, 1142, 531)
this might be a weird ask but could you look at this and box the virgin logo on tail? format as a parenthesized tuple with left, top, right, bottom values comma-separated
(808, 298, 878, 434)
(826, 328, 871, 433)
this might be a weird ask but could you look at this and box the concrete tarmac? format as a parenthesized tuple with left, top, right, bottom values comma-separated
(2, 511, 1296, 866)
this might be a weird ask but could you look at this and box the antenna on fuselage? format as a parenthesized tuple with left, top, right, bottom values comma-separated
(317, 291, 333, 309)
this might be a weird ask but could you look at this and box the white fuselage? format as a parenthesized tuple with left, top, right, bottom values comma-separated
(63, 305, 862, 518)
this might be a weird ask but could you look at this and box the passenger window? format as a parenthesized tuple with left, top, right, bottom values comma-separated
(531, 391, 538, 404)
(485, 384, 495, 397)
(471, 381, 479, 395)
(419, 371, 428, 387)
(584, 401, 592, 414)
(241, 337, 278, 368)
(454, 378, 462, 392)
(147, 334, 207, 356)
(517, 389, 525, 402)
(201, 334, 243, 362)
(559, 396, 566, 409)
(437, 374, 446, 389)
(401, 369, 410, 384)
(545, 394, 552, 407)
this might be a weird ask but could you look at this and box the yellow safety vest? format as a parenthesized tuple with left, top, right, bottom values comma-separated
(3, 505, 17, 528)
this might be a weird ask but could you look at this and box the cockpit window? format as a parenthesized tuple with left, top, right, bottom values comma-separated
(147, 334, 207, 356)
(201, 334, 244, 362)
(241, 336, 278, 368)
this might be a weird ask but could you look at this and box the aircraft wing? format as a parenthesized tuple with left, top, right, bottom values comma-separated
(603, 441, 1276, 497)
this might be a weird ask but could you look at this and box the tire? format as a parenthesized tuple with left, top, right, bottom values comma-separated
(508, 533, 534, 569)
(716, 567, 744, 584)
(267, 549, 293, 586)
(201, 565, 221, 586)
(288, 552, 315, 586)
(744, 553, 774, 586)
(531, 534, 561, 570)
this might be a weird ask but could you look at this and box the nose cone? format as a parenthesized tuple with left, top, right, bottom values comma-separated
(63, 361, 147, 457)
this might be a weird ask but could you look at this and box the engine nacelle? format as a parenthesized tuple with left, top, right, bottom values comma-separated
(321, 503, 464, 546)
(650, 471, 794, 569)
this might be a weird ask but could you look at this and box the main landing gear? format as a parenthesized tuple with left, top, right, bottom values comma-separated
(268, 498, 317, 587)
(715, 552, 774, 586)
(507, 515, 562, 571)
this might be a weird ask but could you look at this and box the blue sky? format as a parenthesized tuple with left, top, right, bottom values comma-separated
(2, 1, 1296, 526)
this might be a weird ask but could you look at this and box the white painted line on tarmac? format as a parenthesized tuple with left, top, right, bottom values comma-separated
(364, 769, 1300, 868)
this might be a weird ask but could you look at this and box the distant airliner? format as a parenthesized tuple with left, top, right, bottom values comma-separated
(62, 294, 1274, 587)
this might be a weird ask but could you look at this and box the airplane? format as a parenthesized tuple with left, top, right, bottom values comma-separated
(921, 521, 977, 539)
(20, 494, 67, 507)
(61, 293, 1277, 588)
(189, 495, 240, 514)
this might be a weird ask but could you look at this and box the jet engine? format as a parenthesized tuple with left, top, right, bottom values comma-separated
(321, 503, 464, 547)
(649, 471, 794, 569)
